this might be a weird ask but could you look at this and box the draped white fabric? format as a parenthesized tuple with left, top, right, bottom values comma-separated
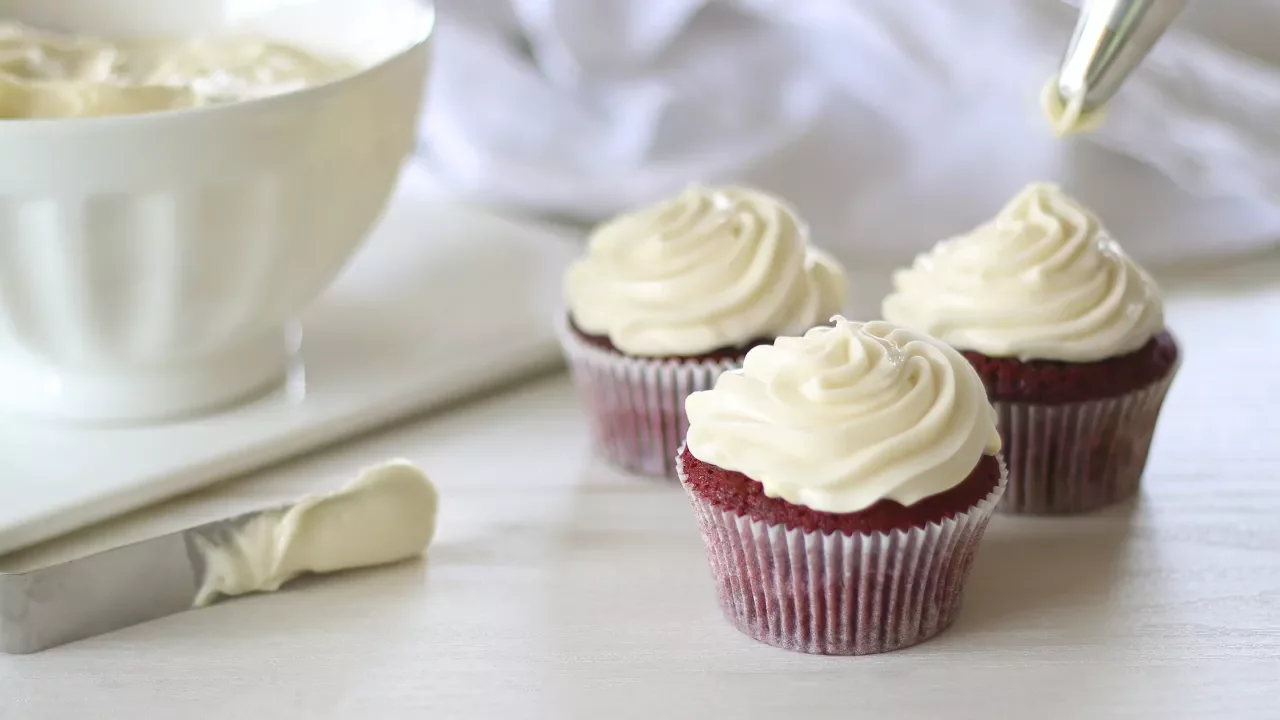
(420, 0, 1280, 265)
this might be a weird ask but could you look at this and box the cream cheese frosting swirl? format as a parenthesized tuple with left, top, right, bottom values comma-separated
(564, 185, 846, 357)
(685, 318, 1001, 514)
(881, 183, 1164, 362)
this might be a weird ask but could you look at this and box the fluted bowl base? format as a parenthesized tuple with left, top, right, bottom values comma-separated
(0, 331, 288, 424)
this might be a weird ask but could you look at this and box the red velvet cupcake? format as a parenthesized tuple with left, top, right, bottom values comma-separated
(680, 318, 1006, 655)
(883, 183, 1178, 514)
(559, 184, 845, 478)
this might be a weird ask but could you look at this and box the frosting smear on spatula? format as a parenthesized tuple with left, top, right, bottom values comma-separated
(193, 460, 438, 607)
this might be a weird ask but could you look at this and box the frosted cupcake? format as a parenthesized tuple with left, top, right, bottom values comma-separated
(560, 185, 846, 479)
(679, 318, 1006, 655)
(882, 183, 1179, 514)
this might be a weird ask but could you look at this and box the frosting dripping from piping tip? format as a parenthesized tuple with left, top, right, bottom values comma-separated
(1040, 76, 1106, 137)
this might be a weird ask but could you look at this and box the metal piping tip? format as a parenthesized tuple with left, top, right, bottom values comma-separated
(1055, 0, 1187, 114)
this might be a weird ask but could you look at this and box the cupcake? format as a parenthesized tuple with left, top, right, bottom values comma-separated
(559, 185, 846, 478)
(679, 318, 1006, 655)
(882, 183, 1178, 515)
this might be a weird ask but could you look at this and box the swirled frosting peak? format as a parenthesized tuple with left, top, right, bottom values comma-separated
(685, 318, 1001, 514)
(564, 185, 846, 357)
(881, 183, 1164, 362)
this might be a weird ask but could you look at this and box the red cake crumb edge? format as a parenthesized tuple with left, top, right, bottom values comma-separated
(567, 315, 773, 363)
(679, 447, 1003, 535)
(963, 330, 1179, 405)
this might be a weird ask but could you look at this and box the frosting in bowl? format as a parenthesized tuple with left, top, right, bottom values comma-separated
(0, 21, 354, 119)
(881, 183, 1164, 363)
(564, 185, 847, 357)
(684, 318, 1001, 514)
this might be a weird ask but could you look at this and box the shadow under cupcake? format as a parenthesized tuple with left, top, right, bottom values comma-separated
(558, 184, 846, 479)
(677, 318, 1007, 655)
(883, 182, 1179, 515)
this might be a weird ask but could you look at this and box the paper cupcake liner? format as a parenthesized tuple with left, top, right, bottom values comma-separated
(557, 319, 741, 479)
(994, 365, 1178, 515)
(678, 451, 1008, 655)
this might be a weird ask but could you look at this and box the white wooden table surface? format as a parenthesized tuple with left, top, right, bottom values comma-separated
(1, 256, 1278, 720)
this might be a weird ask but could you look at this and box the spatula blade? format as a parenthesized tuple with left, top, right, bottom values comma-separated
(0, 515, 247, 654)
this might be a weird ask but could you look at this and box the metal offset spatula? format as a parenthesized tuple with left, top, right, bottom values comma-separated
(0, 460, 438, 654)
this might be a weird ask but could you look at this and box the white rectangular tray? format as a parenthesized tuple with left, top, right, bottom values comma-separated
(0, 168, 578, 555)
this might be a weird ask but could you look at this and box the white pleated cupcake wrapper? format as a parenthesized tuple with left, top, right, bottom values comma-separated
(556, 318, 741, 479)
(993, 365, 1178, 515)
(678, 450, 1008, 655)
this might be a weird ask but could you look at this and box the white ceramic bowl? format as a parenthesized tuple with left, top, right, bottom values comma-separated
(0, 0, 433, 422)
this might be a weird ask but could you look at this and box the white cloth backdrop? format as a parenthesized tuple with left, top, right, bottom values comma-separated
(419, 0, 1280, 266)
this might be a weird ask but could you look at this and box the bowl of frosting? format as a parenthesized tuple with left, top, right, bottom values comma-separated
(0, 0, 433, 422)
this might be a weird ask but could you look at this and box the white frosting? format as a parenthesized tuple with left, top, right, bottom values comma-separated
(685, 318, 1001, 514)
(1040, 77, 1105, 137)
(564, 185, 847, 357)
(0, 21, 353, 119)
(193, 460, 438, 607)
(881, 183, 1164, 362)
